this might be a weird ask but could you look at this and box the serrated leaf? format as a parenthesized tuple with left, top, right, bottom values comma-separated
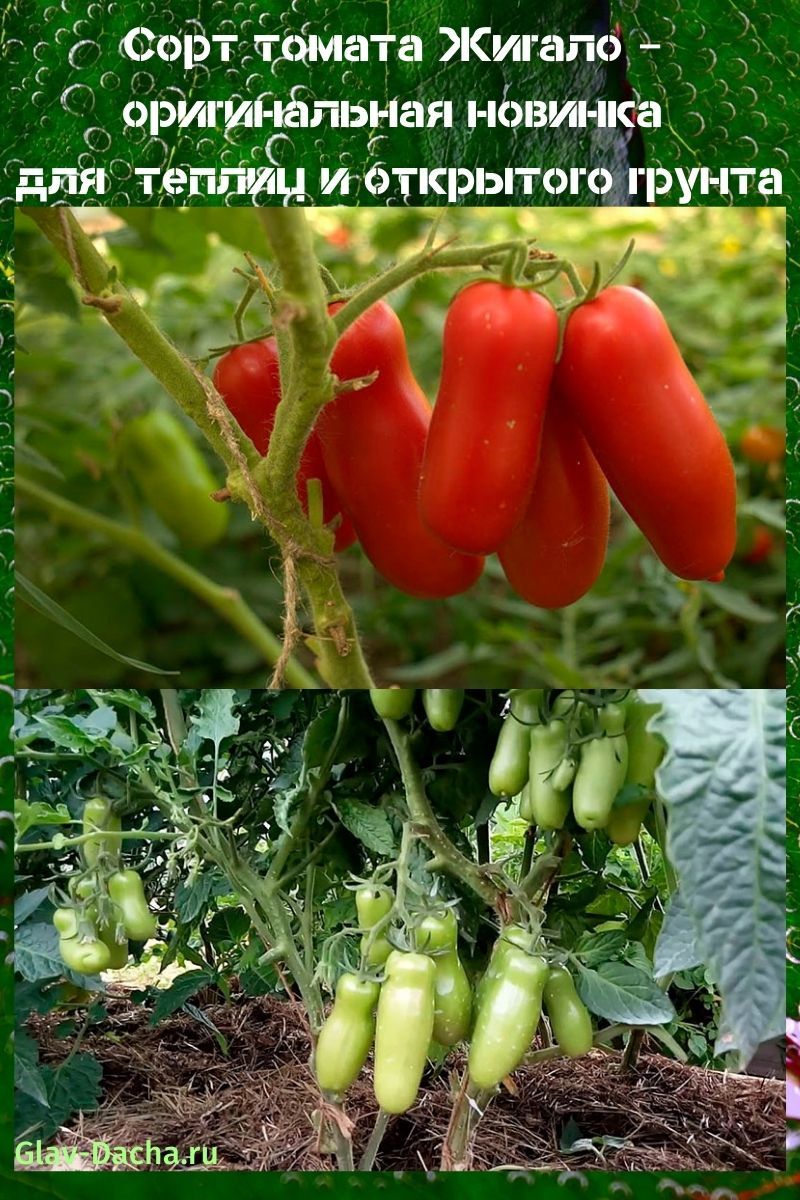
(337, 798, 397, 856)
(174, 870, 227, 925)
(189, 690, 239, 751)
(14, 921, 63, 984)
(14, 1030, 48, 1107)
(644, 689, 785, 1065)
(207, 906, 251, 946)
(574, 930, 628, 967)
(576, 962, 676, 1025)
(149, 970, 215, 1024)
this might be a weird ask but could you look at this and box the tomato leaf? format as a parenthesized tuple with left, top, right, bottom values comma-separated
(337, 798, 396, 857)
(576, 961, 676, 1025)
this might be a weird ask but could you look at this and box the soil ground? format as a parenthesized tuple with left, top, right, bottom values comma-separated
(31, 991, 786, 1172)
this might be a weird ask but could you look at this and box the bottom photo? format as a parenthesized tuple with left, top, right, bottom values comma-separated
(12, 688, 786, 1173)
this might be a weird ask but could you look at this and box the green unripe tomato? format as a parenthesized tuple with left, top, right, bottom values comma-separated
(107, 869, 157, 942)
(422, 689, 464, 732)
(96, 921, 129, 969)
(373, 952, 436, 1113)
(489, 689, 543, 797)
(475, 923, 531, 1013)
(58, 936, 112, 976)
(572, 727, 629, 831)
(119, 409, 229, 549)
(543, 966, 593, 1058)
(607, 699, 664, 845)
(469, 947, 548, 1090)
(599, 702, 627, 736)
(356, 885, 393, 966)
(54, 907, 112, 975)
(607, 801, 651, 846)
(314, 974, 380, 1095)
(82, 798, 122, 869)
(53, 907, 79, 939)
(370, 688, 416, 720)
(624, 700, 665, 790)
(415, 911, 471, 1046)
(414, 909, 458, 953)
(527, 721, 571, 830)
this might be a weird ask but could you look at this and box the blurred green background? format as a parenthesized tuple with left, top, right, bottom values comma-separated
(15, 206, 786, 688)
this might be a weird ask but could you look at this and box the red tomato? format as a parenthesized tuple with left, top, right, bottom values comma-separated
(556, 286, 737, 581)
(498, 398, 610, 608)
(319, 301, 485, 599)
(739, 424, 785, 465)
(212, 341, 355, 551)
(741, 524, 776, 565)
(419, 282, 558, 554)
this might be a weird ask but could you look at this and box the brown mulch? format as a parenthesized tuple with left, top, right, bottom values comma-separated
(30, 991, 785, 1172)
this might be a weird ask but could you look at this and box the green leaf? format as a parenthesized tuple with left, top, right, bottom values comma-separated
(645, 689, 785, 1065)
(13, 921, 63, 984)
(17, 574, 172, 675)
(653, 890, 702, 977)
(576, 962, 676, 1025)
(14, 1030, 48, 1107)
(14, 798, 71, 839)
(15, 1053, 102, 1145)
(189, 689, 240, 752)
(149, 970, 215, 1025)
(337, 798, 396, 857)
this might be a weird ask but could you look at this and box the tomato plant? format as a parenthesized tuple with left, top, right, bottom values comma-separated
(11, 630, 784, 1164)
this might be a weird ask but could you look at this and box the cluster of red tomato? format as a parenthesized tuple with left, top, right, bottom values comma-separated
(213, 282, 737, 606)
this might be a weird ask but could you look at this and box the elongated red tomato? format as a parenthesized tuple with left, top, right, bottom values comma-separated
(319, 301, 484, 599)
(212, 340, 355, 552)
(498, 400, 610, 608)
(556, 286, 737, 580)
(419, 282, 558, 554)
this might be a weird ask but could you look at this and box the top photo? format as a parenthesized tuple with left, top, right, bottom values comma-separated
(15, 205, 786, 689)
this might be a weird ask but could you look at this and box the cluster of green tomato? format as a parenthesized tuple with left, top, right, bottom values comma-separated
(489, 690, 664, 844)
(53, 797, 157, 976)
(370, 687, 664, 845)
(314, 887, 594, 1113)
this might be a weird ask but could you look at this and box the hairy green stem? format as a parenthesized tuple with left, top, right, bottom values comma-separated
(257, 209, 373, 688)
(23, 208, 257, 469)
(332, 239, 548, 337)
(25, 206, 368, 688)
(16, 829, 178, 854)
(384, 720, 501, 908)
(17, 475, 316, 689)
